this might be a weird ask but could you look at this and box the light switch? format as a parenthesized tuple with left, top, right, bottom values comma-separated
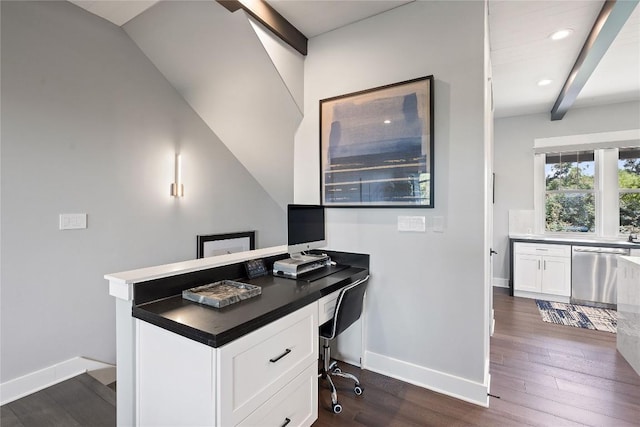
(433, 216, 444, 233)
(59, 213, 87, 230)
(398, 216, 426, 232)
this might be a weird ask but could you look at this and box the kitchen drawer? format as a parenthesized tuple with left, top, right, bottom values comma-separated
(318, 289, 341, 326)
(217, 303, 318, 425)
(237, 363, 317, 427)
(514, 242, 570, 257)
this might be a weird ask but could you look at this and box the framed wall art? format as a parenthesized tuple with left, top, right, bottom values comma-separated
(197, 231, 255, 258)
(320, 75, 434, 207)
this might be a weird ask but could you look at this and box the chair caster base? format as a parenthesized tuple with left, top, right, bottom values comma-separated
(332, 403, 343, 414)
(354, 384, 363, 396)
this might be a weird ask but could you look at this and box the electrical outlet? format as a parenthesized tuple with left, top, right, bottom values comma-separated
(59, 213, 87, 230)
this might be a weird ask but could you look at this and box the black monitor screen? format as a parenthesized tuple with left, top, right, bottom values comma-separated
(288, 204, 325, 246)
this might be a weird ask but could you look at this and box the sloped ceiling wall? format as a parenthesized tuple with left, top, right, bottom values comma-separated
(124, 1, 304, 208)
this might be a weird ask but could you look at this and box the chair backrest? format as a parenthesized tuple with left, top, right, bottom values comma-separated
(325, 275, 369, 340)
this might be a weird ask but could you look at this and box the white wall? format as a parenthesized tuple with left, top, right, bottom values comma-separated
(493, 100, 640, 283)
(296, 1, 489, 404)
(122, 1, 303, 209)
(0, 1, 287, 383)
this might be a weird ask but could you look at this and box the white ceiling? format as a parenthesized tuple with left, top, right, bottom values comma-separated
(267, 0, 413, 37)
(69, 0, 640, 119)
(488, 0, 640, 118)
(68, 0, 159, 26)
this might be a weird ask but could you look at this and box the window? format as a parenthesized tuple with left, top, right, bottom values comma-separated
(619, 148, 640, 235)
(534, 130, 640, 237)
(544, 151, 595, 233)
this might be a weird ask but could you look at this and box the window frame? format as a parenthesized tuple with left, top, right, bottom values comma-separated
(533, 130, 640, 238)
(536, 151, 598, 236)
(617, 147, 640, 236)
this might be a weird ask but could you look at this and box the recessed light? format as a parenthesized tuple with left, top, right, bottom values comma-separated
(383, 119, 391, 124)
(537, 79, 553, 87)
(550, 29, 573, 41)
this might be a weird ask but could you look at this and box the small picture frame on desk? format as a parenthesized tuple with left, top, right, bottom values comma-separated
(197, 231, 255, 258)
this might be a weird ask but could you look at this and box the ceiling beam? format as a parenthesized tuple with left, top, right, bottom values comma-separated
(550, 0, 639, 121)
(217, 0, 308, 55)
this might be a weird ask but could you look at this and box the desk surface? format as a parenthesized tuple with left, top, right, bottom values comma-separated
(133, 266, 368, 348)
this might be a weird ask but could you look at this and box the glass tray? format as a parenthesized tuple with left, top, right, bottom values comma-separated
(182, 280, 261, 308)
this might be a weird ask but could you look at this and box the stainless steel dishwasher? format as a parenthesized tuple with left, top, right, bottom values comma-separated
(571, 246, 630, 309)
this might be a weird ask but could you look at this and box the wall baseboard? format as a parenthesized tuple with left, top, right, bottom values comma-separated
(364, 350, 489, 407)
(493, 278, 509, 288)
(1, 357, 114, 405)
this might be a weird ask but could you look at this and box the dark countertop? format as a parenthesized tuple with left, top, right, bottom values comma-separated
(509, 235, 640, 249)
(132, 265, 368, 348)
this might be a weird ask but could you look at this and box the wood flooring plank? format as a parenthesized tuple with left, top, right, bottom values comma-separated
(76, 373, 117, 407)
(521, 377, 640, 424)
(491, 381, 638, 427)
(400, 386, 531, 427)
(490, 372, 527, 392)
(44, 376, 116, 427)
(6, 390, 81, 427)
(490, 361, 560, 389)
(0, 405, 25, 427)
(486, 395, 585, 427)
(555, 377, 640, 407)
(499, 353, 640, 397)
(326, 374, 460, 426)
(528, 351, 640, 385)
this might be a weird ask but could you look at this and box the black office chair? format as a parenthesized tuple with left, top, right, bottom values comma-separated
(319, 275, 370, 414)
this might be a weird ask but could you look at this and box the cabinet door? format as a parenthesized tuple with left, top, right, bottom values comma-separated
(137, 320, 215, 426)
(514, 254, 541, 292)
(541, 256, 571, 296)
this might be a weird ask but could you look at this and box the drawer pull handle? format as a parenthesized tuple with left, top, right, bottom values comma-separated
(269, 348, 292, 363)
(281, 417, 291, 427)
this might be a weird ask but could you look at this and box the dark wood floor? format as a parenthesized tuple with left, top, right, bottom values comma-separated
(2, 288, 638, 426)
(1, 374, 116, 427)
(315, 288, 640, 426)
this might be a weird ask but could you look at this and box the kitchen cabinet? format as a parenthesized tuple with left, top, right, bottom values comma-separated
(513, 243, 571, 301)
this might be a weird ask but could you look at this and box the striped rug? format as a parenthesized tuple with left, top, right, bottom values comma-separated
(535, 300, 617, 333)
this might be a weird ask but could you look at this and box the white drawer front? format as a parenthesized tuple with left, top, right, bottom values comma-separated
(218, 303, 318, 425)
(317, 289, 340, 325)
(237, 363, 317, 427)
(514, 242, 570, 257)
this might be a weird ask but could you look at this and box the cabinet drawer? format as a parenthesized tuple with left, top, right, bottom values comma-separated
(514, 242, 570, 257)
(218, 303, 318, 425)
(237, 363, 317, 427)
(318, 289, 340, 326)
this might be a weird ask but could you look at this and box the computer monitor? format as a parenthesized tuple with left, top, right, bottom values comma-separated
(287, 204, 326, 257)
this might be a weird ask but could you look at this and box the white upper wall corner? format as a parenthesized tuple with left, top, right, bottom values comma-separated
(123, 1, 304, 208)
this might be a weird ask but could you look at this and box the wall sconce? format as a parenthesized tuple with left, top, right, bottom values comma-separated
(171, 153, 184, 197)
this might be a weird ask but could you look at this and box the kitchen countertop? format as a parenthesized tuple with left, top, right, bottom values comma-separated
(132, 265, 369, 348)
(509, 234, 640, 249)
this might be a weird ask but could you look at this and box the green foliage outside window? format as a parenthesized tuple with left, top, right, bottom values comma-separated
(619, 157, 640, 234)
(545, 156, 595, 233)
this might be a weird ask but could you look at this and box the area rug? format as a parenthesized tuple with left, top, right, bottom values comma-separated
(535, 300, 617, 333)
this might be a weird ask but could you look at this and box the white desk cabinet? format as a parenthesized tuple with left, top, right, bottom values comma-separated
(513, 243, 571, 301)
(136, 302, 318, 427)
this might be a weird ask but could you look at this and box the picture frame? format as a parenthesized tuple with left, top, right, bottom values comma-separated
(197, 231, 256, 258)
(320, 75, 434, 208)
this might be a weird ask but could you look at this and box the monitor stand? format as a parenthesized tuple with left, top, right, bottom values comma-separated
(272, 253, 330, 279)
